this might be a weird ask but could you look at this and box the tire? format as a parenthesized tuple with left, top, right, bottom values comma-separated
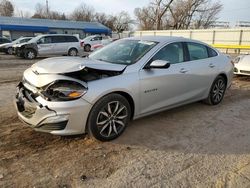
(68, 48, 78, 56)
(204, 75, 227, 105)
(84, 44, 91, 52)
(24, 49, 37, 60)
(87, 94, 131, 141)
(7, 47, 13, 55)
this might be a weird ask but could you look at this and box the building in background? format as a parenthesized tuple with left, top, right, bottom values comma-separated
(235, 21, 250, 28)
(0, 16, 111, 40)
(210, 21, 230, 29)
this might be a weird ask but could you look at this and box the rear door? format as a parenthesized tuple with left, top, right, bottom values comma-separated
(52, 36, 67, 54)
(184, 42, 219, 96)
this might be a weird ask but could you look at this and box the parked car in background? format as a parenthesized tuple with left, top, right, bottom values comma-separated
(0, 37, 11, 45)
(15, 36, 233, 141)
(82, 35, 113, 52)
(13, 34, 82, 59)
(0, 37, 32, 55)
(233, 55, 250, 76)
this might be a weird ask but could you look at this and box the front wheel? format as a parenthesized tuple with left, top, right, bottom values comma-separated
(7, 47, 13, 55)
(204, 75, 227, 105)
(87, 94, 131, 141)
(24, 49, 37, 60)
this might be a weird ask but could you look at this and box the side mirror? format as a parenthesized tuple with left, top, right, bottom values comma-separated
(146, 60, 170, 69)
(37, 41, 41, 44)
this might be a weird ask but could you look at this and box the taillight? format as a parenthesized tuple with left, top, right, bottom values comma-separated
(80, 41, 84, 47)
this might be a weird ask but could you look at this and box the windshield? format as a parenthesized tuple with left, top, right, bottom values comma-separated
(12, 38, 23, 44)
(89, 39, 158, 65)
(28, 35, 42, 43)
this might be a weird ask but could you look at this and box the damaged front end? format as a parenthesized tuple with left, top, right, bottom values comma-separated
(14, 57, 126, 135)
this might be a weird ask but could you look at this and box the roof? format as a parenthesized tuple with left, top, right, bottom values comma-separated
(0, 16, 111, 34)
(127, 36, 185, 43)
(127, 36, 212, 46)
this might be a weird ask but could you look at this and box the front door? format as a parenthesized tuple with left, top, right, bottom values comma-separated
(37, 36, 54, 55)
(139, 42, 206, 115)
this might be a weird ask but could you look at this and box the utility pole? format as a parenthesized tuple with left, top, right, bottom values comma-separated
(46, 0, 49, 15)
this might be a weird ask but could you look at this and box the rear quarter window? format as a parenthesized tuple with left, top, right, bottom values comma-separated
(207, 47, 218, 57)
(66, 36, 79, 42)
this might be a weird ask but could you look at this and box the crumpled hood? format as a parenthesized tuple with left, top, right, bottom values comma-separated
(13, 42, 29, 48)
(31, 57, 127, 74)
(0, 43, 11, 48)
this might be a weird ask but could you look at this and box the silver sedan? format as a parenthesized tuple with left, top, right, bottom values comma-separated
(14, 36, 234, 141)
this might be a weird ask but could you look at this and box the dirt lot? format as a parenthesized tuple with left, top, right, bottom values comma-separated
(0, 54, 250, 188)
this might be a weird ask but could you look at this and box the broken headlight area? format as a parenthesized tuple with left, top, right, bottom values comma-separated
(41, 80, 87, 101)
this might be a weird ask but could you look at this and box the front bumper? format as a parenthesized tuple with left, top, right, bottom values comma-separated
(0, 47, 7, 53)
(13, 47, 24, 56)
(234, 64, 250, 76)
(14, 82, 92, 135)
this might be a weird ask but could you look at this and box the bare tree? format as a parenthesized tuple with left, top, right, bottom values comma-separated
(114, 11, 133, 32)
(70, 3, 95, 22)
(134, 0, 174, 30)
(31, 3, 67, 20)
(192, 1, 222, 29)
(135, 0, 222, 30)
(0, 0, 14, 17)
(134, 7, 156, 30)
(151, 0, 174, 29)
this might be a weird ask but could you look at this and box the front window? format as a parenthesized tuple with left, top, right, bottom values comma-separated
(89, 39, 158, 65)
(151, 42, 184, 64)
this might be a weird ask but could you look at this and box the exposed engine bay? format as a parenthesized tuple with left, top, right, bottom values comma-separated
(63, 67, 124, 82)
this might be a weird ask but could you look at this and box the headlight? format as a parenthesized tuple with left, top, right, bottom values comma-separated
(233, 57, 241, 64)
(41, 80, 87, 101)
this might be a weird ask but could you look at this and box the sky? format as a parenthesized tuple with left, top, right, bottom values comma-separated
(11, 0, 250, 24)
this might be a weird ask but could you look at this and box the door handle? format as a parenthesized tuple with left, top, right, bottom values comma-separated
(179, 68, 188, 73)
(209, 63, 215, 68)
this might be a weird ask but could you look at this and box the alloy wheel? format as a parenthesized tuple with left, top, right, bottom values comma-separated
(27, 51, 35, 59)
(69, 49, 77, 56)
(212, 79, 225, 103)
(96, 101, 128, 138)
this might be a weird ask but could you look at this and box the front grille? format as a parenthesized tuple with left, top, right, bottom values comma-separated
(240, 70, 250, 74)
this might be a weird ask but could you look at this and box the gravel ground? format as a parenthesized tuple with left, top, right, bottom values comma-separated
(0, 54, 250, 188)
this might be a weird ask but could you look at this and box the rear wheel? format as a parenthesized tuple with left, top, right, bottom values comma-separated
(204, 75, 227, 105)
(68, 48, 78, 56)
(24, 49, 37, 60)
(84, 44, 91, 52)
(87, 94, 131, 141)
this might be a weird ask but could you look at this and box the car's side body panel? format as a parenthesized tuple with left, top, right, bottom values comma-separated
(14, 36, 234, 137)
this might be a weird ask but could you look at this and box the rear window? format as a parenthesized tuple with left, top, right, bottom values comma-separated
(187, 42, 209, 61)
(66, 36, 79, 42)
(52, 36, 66, 43)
